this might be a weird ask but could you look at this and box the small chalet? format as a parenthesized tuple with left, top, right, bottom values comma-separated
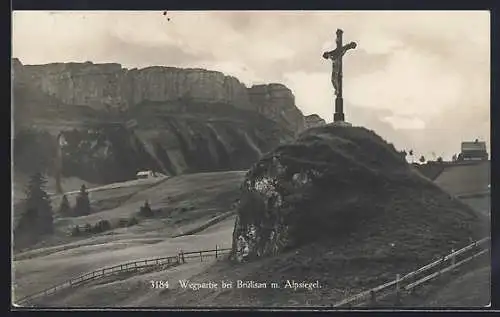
(136, 170, 156, 179)
(458, 139, 488, 161)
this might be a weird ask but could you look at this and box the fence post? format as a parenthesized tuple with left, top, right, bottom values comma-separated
(370, 290, 376, 306)
(395, 274, 401, 305)
(216, 245, 218, 259)
(200, 251, 203, 262)
(179, 249, 185, 264)
(451, 249, 456, 266)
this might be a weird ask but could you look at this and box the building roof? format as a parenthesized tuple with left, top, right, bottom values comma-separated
(461, 141, 487, 152)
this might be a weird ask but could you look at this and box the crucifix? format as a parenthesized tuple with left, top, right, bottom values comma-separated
(323, 29, 357, 123)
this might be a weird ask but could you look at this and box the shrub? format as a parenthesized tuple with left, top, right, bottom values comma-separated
(83, 223, 92, 233)
(118, 218, 129, 228)
(71, 225, 81, 236)
(139, 201, 153, 217)
(92, 220, 112, 233)
(127, 217, 139, 227)
(100, 220, 111, 231)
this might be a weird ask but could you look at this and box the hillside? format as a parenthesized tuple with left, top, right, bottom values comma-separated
(12, 58, 310, 186)
(434, 161, 490, 196)
(12, 171, 245, 302)
(13, 127, 490, 307)
(413, 161, 490, 216)
(153, 125, 489, 307)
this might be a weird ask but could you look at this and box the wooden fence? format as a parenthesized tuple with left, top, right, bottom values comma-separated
(15, 245, 232, 306)
(333, 237, 491, 307)
(16, 237, 490, 308)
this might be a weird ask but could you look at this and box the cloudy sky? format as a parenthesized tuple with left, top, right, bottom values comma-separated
(12, 11, 490, 160)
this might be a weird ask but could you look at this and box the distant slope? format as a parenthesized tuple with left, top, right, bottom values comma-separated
(434, 161, 490, 215)
(434, 161, 490, 196)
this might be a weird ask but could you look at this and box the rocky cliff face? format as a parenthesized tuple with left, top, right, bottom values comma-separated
(304, 114, 326, 129)
(13, 59, 303, 131)
(248, 84, 305, 133)
(12, 59, 303, 184)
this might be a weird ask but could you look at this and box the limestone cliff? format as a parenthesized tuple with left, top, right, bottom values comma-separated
(12, 59, 304, 184)
(304, 114, 326, 129)
(13, 59, 303, 130)
(248, 84, 305, 133)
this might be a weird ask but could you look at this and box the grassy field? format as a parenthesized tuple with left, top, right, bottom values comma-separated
(12, 155, 491, 308)
(12, 171, 244, 302)
(434, 161, 490, 216)
(434, 161, 490, 196)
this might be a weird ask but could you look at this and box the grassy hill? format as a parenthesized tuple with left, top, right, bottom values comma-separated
(156, 125, 489, 307)
(12, 171, 245, 302)
(21, 126, 490, 308)
(13, 127, 490, 308)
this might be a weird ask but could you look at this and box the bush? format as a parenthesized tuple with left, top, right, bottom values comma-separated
(92, 220, 112, 233)
(139, 201, 153, 217)
(127, 217, 139, 227)
(71, 225, 81, 236)
(118, 218, 129, 228)
(100, 220, 111, 231)
(83, 223, 92, 233)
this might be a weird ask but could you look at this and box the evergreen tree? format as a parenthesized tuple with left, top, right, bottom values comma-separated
(75, 184, 91, 216)
(58, 195, 72, 216)
(22, 172, 54, 234)
(139, 200, 153, 217)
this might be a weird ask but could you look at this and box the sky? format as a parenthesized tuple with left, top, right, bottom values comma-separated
(12, 11, 490, 160)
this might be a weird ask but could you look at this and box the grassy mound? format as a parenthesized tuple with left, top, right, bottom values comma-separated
(160, 125, 488, 307)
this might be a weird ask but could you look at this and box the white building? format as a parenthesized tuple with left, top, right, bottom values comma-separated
(136, 170, 156, 179)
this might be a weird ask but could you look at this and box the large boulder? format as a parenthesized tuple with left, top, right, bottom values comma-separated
(231, 125, 487, 262)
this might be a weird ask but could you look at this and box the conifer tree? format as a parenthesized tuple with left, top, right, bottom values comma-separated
(22, 172, 54, 234)
(75, 184, 91, 216)
(58, 194, 71, 216)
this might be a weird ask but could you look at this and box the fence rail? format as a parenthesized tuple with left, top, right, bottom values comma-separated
(15, 246, 232, 306)
(333, 237, 490, 307)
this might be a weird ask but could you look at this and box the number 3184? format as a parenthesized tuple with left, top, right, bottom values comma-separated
(150, 280, 169, 289)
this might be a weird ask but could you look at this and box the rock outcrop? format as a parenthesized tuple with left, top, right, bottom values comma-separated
(231, 125, 486, 262)
(304, 114, 326, 129)
(248, 84, 305, 133)
(12, 59, 303, 184)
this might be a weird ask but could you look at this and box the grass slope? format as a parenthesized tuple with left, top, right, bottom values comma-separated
(153, 126, 489, 307)
(12, 171, 245, 302)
